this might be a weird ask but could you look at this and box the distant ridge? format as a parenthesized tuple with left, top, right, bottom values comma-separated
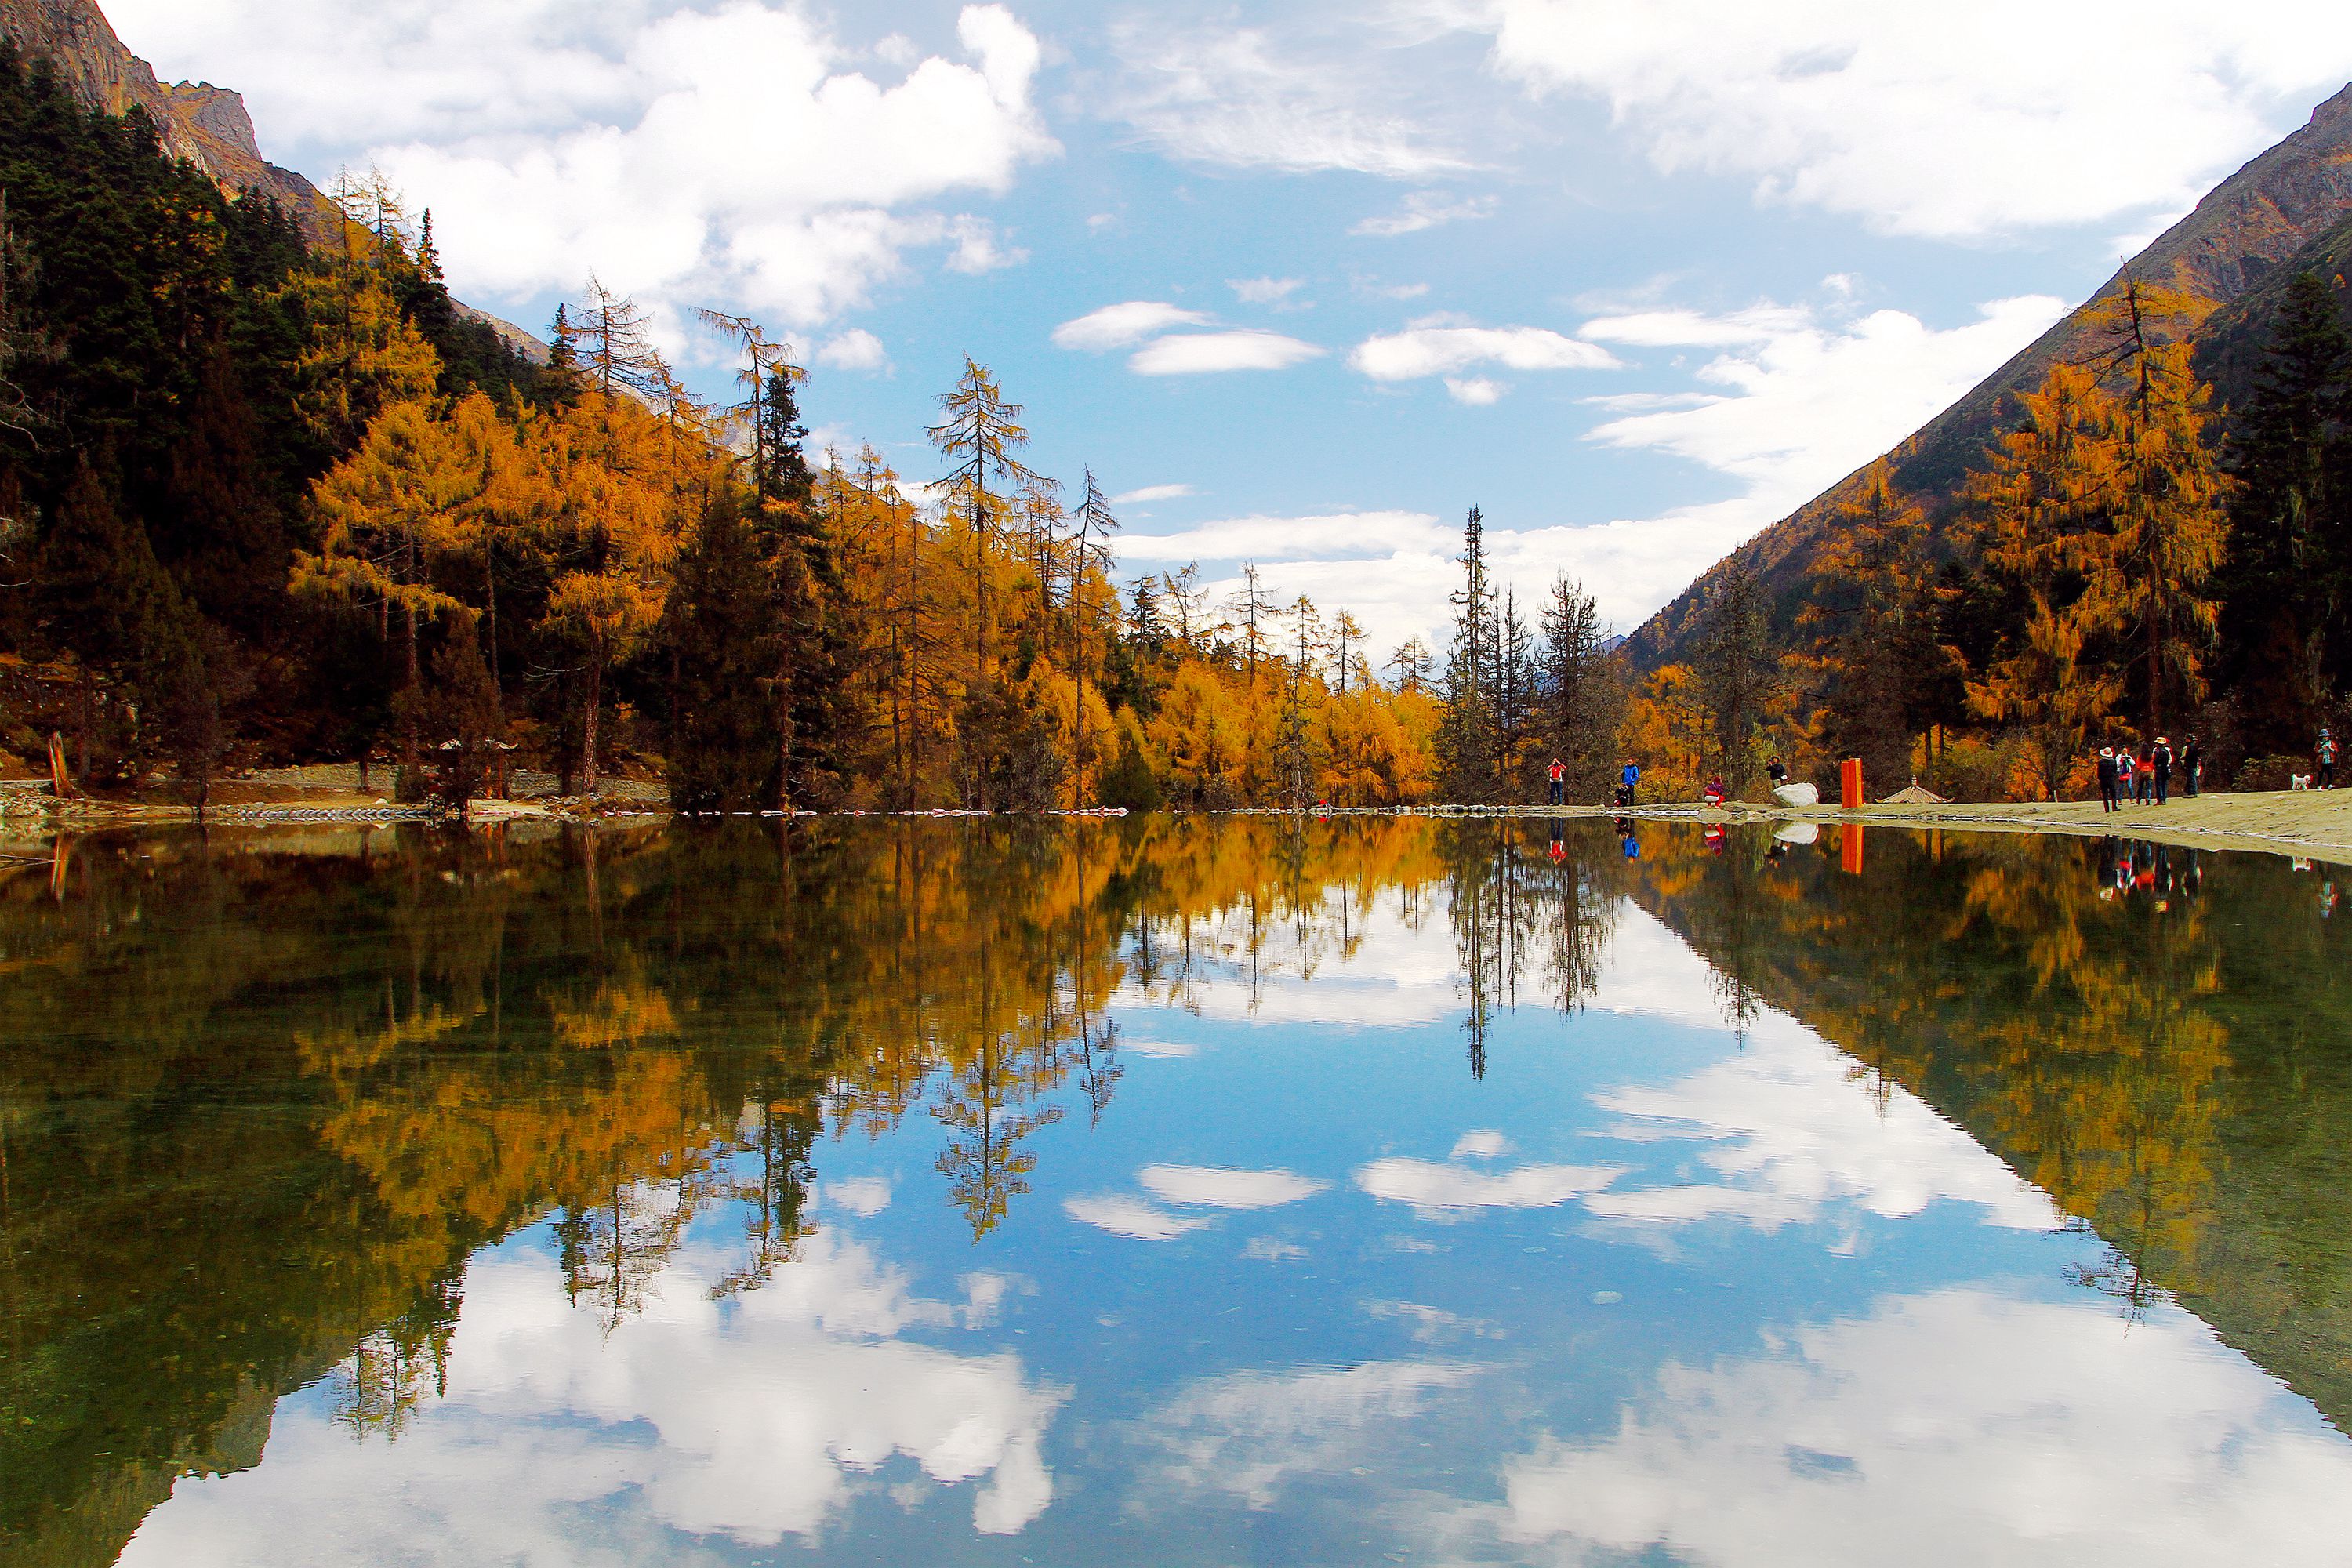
(0, 0, 550, 359)
(1628, 82, 2352, 670)
(0, 0, 335, 236)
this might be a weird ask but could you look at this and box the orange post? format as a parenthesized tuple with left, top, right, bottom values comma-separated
(1839, 757, 1864, 809)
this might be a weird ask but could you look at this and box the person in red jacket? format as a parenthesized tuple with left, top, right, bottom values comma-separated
(1548, 756, 1566, 806)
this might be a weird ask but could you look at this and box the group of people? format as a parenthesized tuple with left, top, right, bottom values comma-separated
(2096, 736, 2200, 812)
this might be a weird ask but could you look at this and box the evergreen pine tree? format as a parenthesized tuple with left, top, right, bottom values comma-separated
(667, 492, 782, 811)
(2220, 269, 2350, 745)
(1697, 565, 1772, 793)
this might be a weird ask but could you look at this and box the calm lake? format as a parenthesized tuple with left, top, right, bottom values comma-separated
(5, 817, 2350, 1566)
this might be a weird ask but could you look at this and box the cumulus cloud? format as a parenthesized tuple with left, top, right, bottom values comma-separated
(815, 328, 889, 372)
(1107, 20, 1470, 178)
(1351, 191, 1497, 237)
(1445, 375, 1505, 405)
(1052, 300, 1215, 351)
(1356, 1157, 1624, 1216)
(1450, 1130, 1514, 1160)
(1137, 1165, 1330, 1210)
(122, 1230, 1065, 1559)
(1583, 1012, 2063, 1236)
(1581, 295, 2067, 514)
(1482, 1289, 2352, 1564)
(107, 2, 1058, 327)
(821, 1174, 894, 1215)
(1351, 324, 1621, 382)
(1478, 0, 2352, 238)
(1130, 329, 1325, 375)
(1063, 1193, 1210, 1240)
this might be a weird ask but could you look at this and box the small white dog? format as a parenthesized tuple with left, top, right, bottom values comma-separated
(2291, 774, 2312, 790)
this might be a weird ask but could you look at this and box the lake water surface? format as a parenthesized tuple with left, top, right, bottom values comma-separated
(4, 817, 2350, 1566)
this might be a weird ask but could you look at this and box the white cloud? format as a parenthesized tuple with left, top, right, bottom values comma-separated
(1351, 191, 1497, 237)
(1582, 296, 2067, 515)
(1116, 1036, 1201, 1058)
(1446, 375, 1505, 405)
(1450, 1130, 1514, 1160)
(1230, 275, 1306, 305)
(107, 2, 1057, 328)
(1111, 483, 1196, 505)
(1479, 0, 2352, 238)
(1356, 1157, 1624, 1216)
(1062, 1193, 1210, 1240)
(121, 1229, 1065, 1559)
(1134, 1361, 1481, 1509)
(1130, 330, 1325, 376)
(815, 328, 889, 372)
(1118, 508, 1448, 565)
(1351, 324, 1621, 382)
(1138, 1165, 1330, 1210)
(1581, 968, 2063, 1236)
(1483, 1289, 2352, 1565)
(1052, 300, 1215, 351)
(822, 1174, 895, 1216)
(1580, 305, 1813, 347)
(943, 214, 1025, 274)
(1108, 21, 1470, 178)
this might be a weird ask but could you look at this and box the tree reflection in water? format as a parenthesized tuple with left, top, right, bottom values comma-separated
(0, 815, 2346, 1563)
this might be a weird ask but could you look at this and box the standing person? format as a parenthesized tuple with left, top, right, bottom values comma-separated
(2153, 737, 2173, 805)
(2117, 747, 2136, 806)
(2137, 747, 2155, 804)
(1618, 757, 1640, 808)
(2182, 735, 2202, 798)
(1766, 757, 1788, 789)
(2320, 728, 2339, 790)
(2097, 746, 2119, 813)
(1548, 756, 1566, 807)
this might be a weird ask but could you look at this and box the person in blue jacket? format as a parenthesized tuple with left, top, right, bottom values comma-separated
(1617, 757, 1640, 808)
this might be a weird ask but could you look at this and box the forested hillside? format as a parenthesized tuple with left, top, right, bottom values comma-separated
(0, 38, 1441, 811)
(1628, 83, 2352, 680)
(1577, 82, 2352, 804)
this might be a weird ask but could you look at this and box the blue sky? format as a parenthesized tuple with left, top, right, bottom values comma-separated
(108, 0, 2352, 655)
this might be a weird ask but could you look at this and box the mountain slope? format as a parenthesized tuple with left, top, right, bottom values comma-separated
(0, 0, 333, 234)
(1627, 82, 2352, 670)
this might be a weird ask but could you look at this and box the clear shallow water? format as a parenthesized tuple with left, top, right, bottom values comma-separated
(3, 818, 2350, 1566)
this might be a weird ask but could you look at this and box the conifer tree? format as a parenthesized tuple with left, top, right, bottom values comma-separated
(2220, 269, 2350, 743)
(928, 357, 1036, 683)
(1809, 459, 1946, 791)
(1438, 506, 1499, 801)
(666, 492, 779, 811)
(1696, 565, 1772, 792)
(1965, 365, 2120, 799)
(1536, 575, 1618, 800)
(2082, 279, 2231, 739)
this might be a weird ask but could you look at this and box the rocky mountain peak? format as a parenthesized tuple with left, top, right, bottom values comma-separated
(0, 0, 328, 232)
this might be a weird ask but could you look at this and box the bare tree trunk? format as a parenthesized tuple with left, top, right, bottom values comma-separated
(581, 652, 602, 797)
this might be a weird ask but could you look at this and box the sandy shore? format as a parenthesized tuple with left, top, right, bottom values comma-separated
(1534, 789, 2352, 869)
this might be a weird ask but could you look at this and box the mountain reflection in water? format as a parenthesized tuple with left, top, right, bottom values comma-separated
(2, 817, 2348, 1566)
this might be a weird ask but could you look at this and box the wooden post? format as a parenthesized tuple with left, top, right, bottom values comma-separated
(45, 732, 73, 799)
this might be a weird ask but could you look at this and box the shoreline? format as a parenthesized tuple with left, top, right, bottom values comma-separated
(6, 788, 2350, 867)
